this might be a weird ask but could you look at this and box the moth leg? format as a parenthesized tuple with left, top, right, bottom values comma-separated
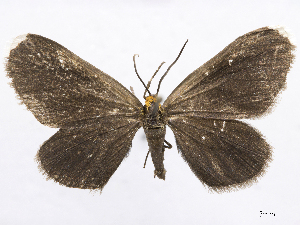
(163, 140, 172, 149)
(143, 141, 171, 169)
(144, 147, 167, 180)
(143, 150, 150, 168)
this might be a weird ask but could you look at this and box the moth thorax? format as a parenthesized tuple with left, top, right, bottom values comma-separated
(142, 95, 165, 129)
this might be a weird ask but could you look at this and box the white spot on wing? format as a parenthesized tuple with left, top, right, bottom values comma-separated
(211, 160, 223, 175)
(268, 25, 296, 45)
(130, 86, 135, 95)
(10, 34, 28, 51)
(220, 121, 226, 132)
(109, 108, 119, 115)
(4, 34, 29, 58)
(229, 59, 233, 66)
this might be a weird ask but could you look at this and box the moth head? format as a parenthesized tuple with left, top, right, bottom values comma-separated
(145, 95, 156, 109)
(144, 95, 163, 115)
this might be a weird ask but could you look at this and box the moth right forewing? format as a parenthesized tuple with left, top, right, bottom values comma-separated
(163, 27, 295, 120)
(6, 34, 143, 128)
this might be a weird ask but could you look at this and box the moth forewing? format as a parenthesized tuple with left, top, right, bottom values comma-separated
(163, 26, 295, 120)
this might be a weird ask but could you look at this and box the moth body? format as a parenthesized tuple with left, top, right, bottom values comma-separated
(142, 96, 167, 180)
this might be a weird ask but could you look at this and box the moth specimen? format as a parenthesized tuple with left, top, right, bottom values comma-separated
(6, 26, 295, 192)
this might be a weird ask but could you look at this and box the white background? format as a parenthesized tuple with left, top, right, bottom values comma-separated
(0, 1, 299, 224)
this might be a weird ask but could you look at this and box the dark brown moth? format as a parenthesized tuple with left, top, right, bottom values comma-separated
(5, 26, 295, 192)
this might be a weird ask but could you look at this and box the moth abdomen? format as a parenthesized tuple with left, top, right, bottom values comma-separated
(144, 127, 167, 180)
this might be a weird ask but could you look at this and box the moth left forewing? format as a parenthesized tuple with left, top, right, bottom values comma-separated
(6, 34, 143, 128)
(163, 26, 295, 120)
(167, 116, 272, 191)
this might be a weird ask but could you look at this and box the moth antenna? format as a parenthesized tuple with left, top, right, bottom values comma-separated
(156, 39, 188, 95)
(133, 54, 152, 96)
(143, 150, 150, 168)
(143, 61, 165, 99)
